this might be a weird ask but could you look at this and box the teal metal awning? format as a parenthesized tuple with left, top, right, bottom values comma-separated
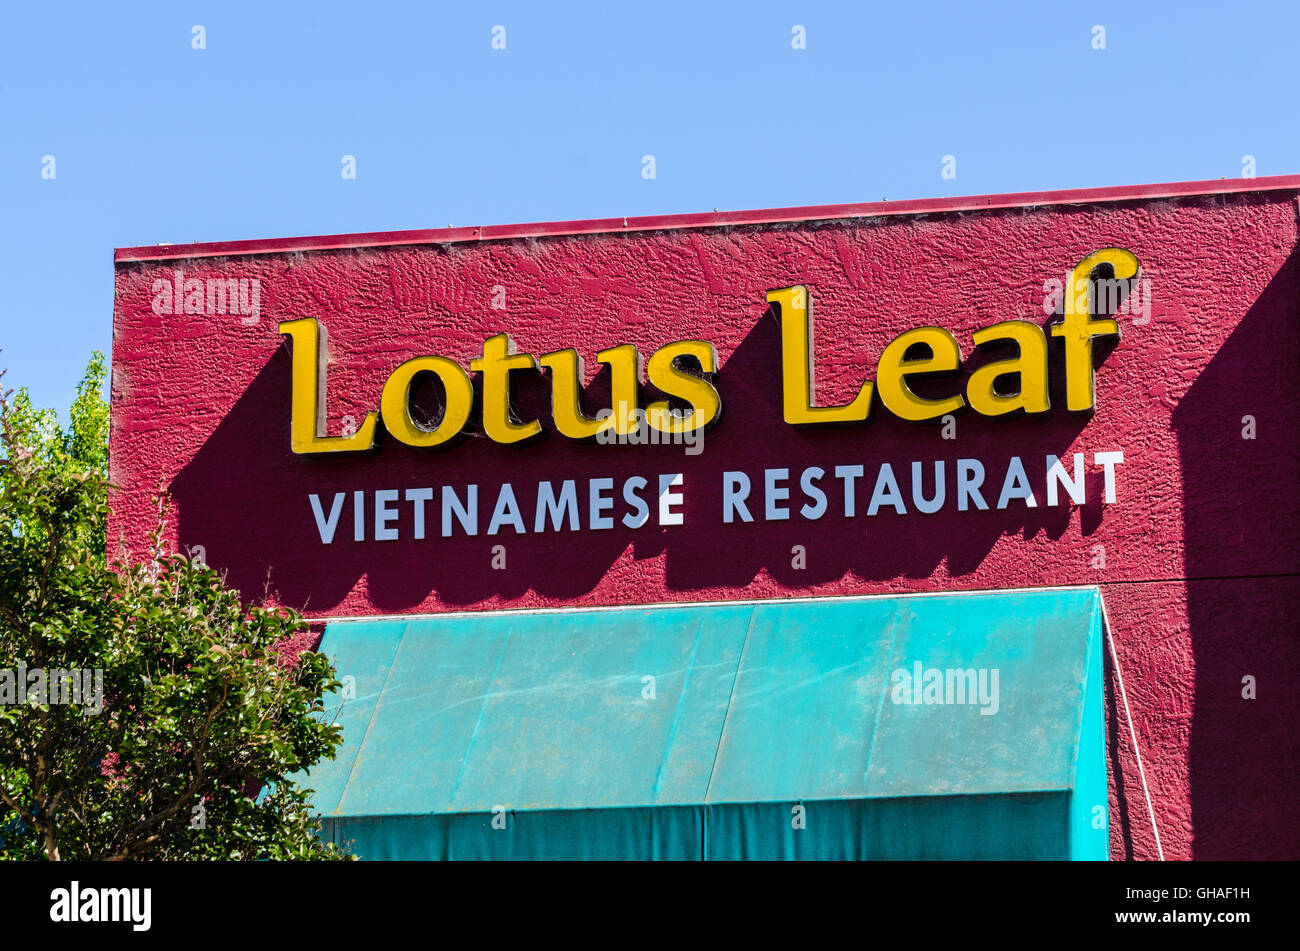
(303, 588, 1107, 860)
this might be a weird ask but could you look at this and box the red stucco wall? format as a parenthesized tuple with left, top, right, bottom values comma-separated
(110, 182, 1300, 859)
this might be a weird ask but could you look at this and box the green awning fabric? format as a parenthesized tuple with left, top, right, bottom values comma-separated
(304, 588, 1107, 860)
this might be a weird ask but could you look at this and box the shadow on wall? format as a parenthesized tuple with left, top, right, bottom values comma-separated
(1104, 640, 1136, 860)
(169, 305, 1105, 613)
(1171, 249, 1300, 859)
(161, 234, 1300, 861)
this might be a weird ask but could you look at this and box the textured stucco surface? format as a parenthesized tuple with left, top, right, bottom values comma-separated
(110, 191, 1300, 859)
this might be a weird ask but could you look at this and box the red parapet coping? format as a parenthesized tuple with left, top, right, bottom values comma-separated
(114, 174, 1300, 264)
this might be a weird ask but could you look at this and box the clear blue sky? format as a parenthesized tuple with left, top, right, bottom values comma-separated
(3, 0, 1296, 414)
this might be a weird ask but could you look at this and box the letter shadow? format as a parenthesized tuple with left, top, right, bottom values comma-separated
(172, 304, 1109, 613)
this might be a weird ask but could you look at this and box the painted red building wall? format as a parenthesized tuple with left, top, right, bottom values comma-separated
(110, 177, 1300, 860)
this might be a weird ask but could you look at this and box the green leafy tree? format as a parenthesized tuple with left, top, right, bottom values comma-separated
(0, 353, 350, 860)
